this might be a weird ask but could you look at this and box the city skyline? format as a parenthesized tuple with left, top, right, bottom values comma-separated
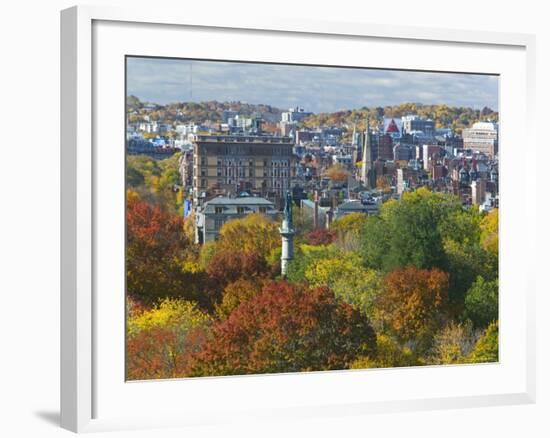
(127, 57, 499, 113)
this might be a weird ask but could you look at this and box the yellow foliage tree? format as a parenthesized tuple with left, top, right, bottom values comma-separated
(331, 212, 369, 236)
(127, 298, 211, 337)
(468, 321, 498, 363)
(331, 212, 369, 252)
(351, 334, 418, 369)
(480, 208, 498, 257)
(126, 298, 211, 380)
(304, 253, 382, 319)
(429, 321, 477, 365)
(216, 213, 280, 260)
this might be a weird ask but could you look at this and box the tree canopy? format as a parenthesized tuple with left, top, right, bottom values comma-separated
(186, 282, 377, 376)
(126, 193, 214, 309)
(375, 266, 450, 347)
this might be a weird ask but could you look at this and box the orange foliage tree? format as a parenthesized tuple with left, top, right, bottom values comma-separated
(376, 266, 450, 346)
(127, 326, 207, 380)
(324, 163, 350, 183)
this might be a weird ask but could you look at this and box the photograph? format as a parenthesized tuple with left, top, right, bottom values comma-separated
(125, 56, 499, 381)
(1, 0, 545, 436)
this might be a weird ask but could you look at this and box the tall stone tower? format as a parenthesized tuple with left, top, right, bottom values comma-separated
(279, 190, 295, 277)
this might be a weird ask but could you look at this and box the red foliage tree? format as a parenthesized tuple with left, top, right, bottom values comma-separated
(126, 195, 213, 308)
(185, 281, 377, 376)
(206, 250, 270, 287)
(304, 228, 336, 246)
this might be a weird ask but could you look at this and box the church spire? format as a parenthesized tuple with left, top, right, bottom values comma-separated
(361, 116, 374, 188)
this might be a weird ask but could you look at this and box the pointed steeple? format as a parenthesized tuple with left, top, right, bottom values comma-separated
(386, 118, 400, 134)
(361, 116, 373, 187)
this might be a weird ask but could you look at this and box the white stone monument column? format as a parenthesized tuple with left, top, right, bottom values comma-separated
(279, 191, 295, 277)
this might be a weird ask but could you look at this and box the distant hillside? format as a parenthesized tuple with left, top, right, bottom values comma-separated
(126, 97, 498, 135)
(300, 103, 498, 135)
(126, 96, 284, 124)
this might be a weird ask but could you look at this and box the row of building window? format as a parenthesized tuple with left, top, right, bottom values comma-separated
(199, 156, 290, 167)
(200, 169, 290, 178)
(198, 178, 290, 189)
(213, 206, 267, 215)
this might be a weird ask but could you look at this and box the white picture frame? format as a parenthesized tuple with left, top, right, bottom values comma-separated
(60, 4, 536, 433)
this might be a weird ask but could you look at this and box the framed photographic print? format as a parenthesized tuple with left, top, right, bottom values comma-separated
(61, 4, 536, 433)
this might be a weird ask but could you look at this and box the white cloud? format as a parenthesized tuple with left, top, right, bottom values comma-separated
(126, 57, 498, 112)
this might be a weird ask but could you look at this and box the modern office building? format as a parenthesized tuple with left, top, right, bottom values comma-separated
(281, 106, 312, 123)
(222, 109, 238, 123)
(401, 115, 435, 137)
(462, 122, 499, 157)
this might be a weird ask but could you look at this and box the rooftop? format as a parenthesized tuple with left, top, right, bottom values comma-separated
(195, 134, 293, 144)
(204, 196, 275, 206)
(386, 118, 400, 133)
(470, 122, 499, 131)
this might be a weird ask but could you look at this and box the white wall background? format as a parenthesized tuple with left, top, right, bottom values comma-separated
(0, 1, 547, 437)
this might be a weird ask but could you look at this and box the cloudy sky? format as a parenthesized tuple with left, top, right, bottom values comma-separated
(127, 57, 498, 113)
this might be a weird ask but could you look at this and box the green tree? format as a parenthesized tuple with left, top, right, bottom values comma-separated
(359, 187, 492, 306)
(126, 166, 145, 187)
(468, 322, 499, 363)
(463, 276, 498, 328)
(360, 188, 459, 272)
